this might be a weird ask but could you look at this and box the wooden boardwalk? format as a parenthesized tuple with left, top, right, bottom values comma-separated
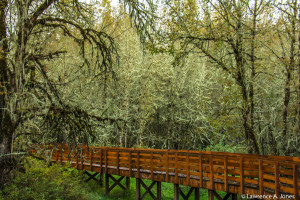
(32, 144, 300, 200)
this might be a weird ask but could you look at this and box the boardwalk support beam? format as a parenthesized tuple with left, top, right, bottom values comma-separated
(174, 184, 199, 200)
(136, 178, 161, 200)
(208, 190, 237, 200)
(84, 171, 103, 185)
(105, 174, 130, 194)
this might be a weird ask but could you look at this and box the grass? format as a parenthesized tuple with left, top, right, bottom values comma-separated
(83, 172, 232, 200)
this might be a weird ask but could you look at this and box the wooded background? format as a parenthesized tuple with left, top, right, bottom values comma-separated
(0, 0, 299, 172)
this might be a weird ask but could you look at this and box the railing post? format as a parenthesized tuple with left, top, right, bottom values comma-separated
(174, 184, 179, 200)
(117, 150, 120, 176)
(105, 149, 108, 174)
(136, 178, 141, 199)
(137, 151, 140, 178)
(275, 162, 279, 198)
(151, 152, 154, 180)
(166, 150, 169, 182)
(90, 149, 93, 171)
(240, 156, 244, 194)
(129, 151, 132, 177)
(195, 188, 200, 200)
(199, 154, 202, 188)
(224, 156, 228, 192)
(126, 177, 130, 190)
(175, 152, 179, 184)
(187, 151, 190, 184)
(100, 149, 103, 174)
(157, 181, 161, 200)
(105, 174, 109, 194)
(294, 164, 299, 200)
(210, 155, 214, 190)
(259, 160, 264, 195)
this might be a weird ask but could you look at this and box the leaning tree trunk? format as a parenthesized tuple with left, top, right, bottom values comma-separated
(0, 0, 15, 187)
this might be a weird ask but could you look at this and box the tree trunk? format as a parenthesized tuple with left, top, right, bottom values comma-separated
(0, 0, 15, 186)
(298, 9, 300, 135)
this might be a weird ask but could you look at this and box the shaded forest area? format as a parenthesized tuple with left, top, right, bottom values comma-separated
(1, 0, 300, 187)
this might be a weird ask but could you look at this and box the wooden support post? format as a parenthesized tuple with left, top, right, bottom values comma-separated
(105, 174, 109, 194)
(157, 181, 161, 200)
(232, 193, 238, 200)
(136, 178, 161, 200)
(174, 184, 179, 200)
(136, 178, 141, 200)
(194, 188, 199, 200)
(126, 177, 130, 190)
(208, 190, 214, 200)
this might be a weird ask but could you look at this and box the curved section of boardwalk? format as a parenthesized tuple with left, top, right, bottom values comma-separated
(33, 144, 300, 199)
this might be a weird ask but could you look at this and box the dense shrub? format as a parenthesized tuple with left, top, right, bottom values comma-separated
(0, 157, 96, 200)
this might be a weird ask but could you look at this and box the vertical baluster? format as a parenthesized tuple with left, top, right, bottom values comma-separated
(137, 151, 140, 178)
(199, 154, 202, 188)
(151, 152, 154, 180)
(90, 149, 93, 171)
(259, 160, 264, 195)
(129, 151, 132, 177)
(293, 164, 299, 200)
(175, 152, 179, 184)
(105, 149, 108, 174)
(210, 155, 214, 190)
(240, 157, 244, 194)
(166, 150, 169, 182)
(224, 156, 228, 192)
(81, 148, 84, 170)
(275, 162, 279, 198)
(76, 150, 79, 169)
(117, 150, 120, 176)
(100, 149, 102, 174)
(186, 151, 190, 184)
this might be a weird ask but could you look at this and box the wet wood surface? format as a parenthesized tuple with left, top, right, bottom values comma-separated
(31, 144, 300, 199)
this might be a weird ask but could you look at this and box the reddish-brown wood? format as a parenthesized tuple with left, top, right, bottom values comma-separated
(32, 143, 300, 199)
(224, 156, 228, 193)
(210, 155, 214, 190)
(199, 154, 203, 188)
(259, 159, 263, 195)
(240, 157, 244, 194)
(294, 164, 299, 200)
(166, 151, 169, 182)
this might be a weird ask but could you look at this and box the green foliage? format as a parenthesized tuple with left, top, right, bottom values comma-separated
(0, 157, 97, 200)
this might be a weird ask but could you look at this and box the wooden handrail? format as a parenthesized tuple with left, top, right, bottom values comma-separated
(31, 144, 300, 198)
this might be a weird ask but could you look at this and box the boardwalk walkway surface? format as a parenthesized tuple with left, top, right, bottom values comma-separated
(31, 144, 300, 200)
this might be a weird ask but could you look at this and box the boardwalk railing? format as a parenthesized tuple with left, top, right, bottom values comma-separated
(31, 144, 300, 200)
